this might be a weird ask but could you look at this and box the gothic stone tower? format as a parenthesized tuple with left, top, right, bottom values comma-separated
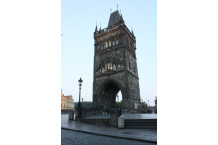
(93, 10, 140, 112)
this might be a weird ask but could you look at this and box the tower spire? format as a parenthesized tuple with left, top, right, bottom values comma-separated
(95, 22, 98, 32)
(117, 3, 118, 10)
(131, 26, 134, 36)
(120, 10, 124, 23)
(99, 22, 101, 31)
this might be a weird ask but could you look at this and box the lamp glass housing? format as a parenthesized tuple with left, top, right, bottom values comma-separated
(78, 78, 83, 86)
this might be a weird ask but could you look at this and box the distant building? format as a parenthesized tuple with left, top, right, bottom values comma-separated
(154, 97, 157, 113)
(61, 90, 74, 110)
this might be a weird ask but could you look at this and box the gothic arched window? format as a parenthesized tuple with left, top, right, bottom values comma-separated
(113, 64, 116, 70)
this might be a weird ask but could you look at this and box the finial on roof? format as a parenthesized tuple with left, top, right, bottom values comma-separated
(117, 3, 118, 10)
(110, 8, 112, 14)
(99, 22, 101, 31)
(95, 22, 98, 32)
(131, 26, 134, 36)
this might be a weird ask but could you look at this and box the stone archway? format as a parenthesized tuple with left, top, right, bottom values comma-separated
(97, 79, 123, 108)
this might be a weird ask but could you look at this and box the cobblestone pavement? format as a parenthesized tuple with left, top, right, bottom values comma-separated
(62, 129, 156, 145)
(61, 114, 157, 142)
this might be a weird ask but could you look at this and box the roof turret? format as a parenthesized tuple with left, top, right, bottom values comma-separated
(95, 25, 98, 32)
(132, 29, 134, 36)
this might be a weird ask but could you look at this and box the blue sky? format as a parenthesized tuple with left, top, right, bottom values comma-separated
(61, 0, 157, 106)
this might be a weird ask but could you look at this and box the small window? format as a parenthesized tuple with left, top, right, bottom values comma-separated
(113, 41, 115, 46)
(116, 40, 118, 45)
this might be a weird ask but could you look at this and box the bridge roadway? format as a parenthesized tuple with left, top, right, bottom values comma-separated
(62, 129, 156, 145)
(61, 114, 157, 143)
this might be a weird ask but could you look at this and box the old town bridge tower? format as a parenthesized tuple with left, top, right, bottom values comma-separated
(93, 10, 141, 112)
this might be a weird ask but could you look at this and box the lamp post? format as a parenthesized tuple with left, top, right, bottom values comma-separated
(77, 77, 83, 119)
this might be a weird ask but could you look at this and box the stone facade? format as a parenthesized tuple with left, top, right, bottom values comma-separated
(93, 10, 141, 112)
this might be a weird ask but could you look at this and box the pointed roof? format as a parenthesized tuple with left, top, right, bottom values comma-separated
(132, 29, 134, 36)
(108, 10, 122, 27)
(120, 14, 123, 21)
(95, 25, 98, 32)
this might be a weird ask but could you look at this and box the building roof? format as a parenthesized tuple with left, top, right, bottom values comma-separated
(108, 10, 122, 27)
(64, 96, 72, 99)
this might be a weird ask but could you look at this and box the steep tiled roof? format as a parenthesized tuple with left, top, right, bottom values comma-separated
(64, 96, 71, 99)
(108, 10, 121, 27)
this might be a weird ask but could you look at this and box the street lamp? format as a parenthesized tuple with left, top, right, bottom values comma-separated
(77, 77, 83, 119)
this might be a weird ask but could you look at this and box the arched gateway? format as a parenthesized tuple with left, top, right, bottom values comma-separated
(97, 79, 123, 107)
(93, 10, 141, 112)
